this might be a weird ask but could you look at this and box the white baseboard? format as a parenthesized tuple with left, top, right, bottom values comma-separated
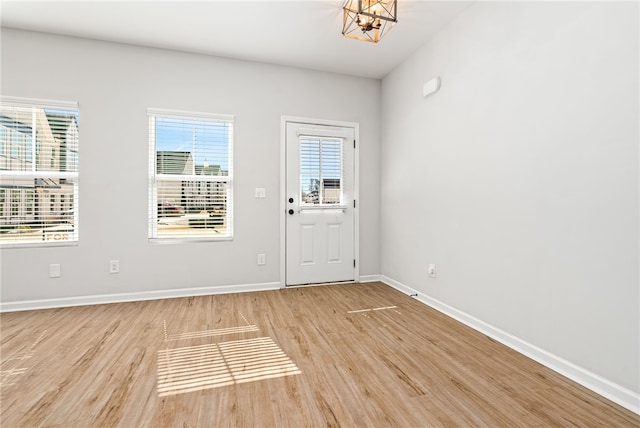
(380, 275, 640, 415)
(358, 274, 381, 283)
(0, 282, 281, 313)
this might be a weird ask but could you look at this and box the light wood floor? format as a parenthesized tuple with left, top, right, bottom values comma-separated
(1, 282, 638, 427)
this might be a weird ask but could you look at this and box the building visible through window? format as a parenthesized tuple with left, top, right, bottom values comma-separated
(0, 99, 79, 245)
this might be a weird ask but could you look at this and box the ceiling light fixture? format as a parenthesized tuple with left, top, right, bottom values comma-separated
(342, 0, 398, 43)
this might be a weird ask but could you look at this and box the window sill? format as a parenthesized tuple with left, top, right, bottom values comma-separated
(0, 240, 79, 249)
(149, 236, 233, 245)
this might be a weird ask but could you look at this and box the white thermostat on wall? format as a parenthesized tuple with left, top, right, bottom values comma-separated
(422, 77, 441, 98)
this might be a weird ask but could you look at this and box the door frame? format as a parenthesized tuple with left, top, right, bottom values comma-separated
(280, 116, 360, 288)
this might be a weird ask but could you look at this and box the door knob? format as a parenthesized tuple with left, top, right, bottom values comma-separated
(288, 209, 294, 215)
(288, 198, 294, 203)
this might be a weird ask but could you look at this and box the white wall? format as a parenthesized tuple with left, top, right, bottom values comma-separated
(381, 1, 638, 398)
(0, 28, 381, 303)
(2, 0, 638, 410)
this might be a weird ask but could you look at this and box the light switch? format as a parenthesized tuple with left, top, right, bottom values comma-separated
(50, 264, 61, 278)
(428, 264, 437, 278)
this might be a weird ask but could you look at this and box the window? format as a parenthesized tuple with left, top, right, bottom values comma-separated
(26, 190, 34, 215)
(10, 190, 19, 217)
(0, 98, 79, 245)
(148, 109, 233, 240)
(10, 130, 22, 159)
(300, 137, 343, 205)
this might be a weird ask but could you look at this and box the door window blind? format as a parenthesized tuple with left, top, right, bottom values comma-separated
(148, 109, 233, 240)
(0, 98, 79, 246)
(300, 137, 343, 205)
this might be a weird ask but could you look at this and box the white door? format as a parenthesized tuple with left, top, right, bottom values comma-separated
(285, 122, 355, 286)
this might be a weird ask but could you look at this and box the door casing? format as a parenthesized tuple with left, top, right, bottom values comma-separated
(280, 116, 360, 287)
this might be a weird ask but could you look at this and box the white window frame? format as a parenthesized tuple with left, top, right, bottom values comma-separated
(0, 96, 80, 248)
(148, 108, 234, 243)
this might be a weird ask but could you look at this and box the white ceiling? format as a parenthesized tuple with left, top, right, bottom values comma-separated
(0, 1, 472, 79)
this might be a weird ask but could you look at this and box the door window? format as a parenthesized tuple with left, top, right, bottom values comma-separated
(299, 137, 342, 206)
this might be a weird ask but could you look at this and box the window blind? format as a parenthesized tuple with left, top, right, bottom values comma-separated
(148, 109, 233, 240)
(0, 98, 79, 246)
(300, 137, 343, 205)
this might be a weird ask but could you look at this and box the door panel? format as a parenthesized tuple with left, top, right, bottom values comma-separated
(327, 223, 342, 263)
(286, 122, 354, 286)
(300, 224, 316, 265)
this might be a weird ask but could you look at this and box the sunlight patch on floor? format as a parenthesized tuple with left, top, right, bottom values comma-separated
(0, 367, 28, 387)
(347, 305, 398, 314)
(157, 337, 301, 396)
(0, 330, 46, 389)
(166, 325, 260, 341)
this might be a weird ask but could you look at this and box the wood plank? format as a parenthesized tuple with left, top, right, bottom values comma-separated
(1, 282, 637, 427)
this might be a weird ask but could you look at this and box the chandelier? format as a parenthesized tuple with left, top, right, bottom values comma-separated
(342, 0, 398, 43)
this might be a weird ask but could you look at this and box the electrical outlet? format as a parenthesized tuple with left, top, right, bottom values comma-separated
(255, 188, 266, 198)
(50, 264, 61, 278)
(428, 264, 437, 278)
(257, 253, 266, 265)
(109, 260, 120, 274)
